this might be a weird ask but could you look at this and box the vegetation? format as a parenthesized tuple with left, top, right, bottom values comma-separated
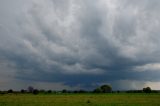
(143, 87, 152, 93)
(28, 86, 34, 93)
(0, 85, 159, 95)
(93, 84, 112, 93)
(0, 93, 160, 106)
(0, 85, 160, 105)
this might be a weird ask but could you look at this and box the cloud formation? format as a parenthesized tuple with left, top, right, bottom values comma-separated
(0, 0, 160, 90)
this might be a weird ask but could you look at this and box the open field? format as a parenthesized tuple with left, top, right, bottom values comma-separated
(0, 93, 160, 106)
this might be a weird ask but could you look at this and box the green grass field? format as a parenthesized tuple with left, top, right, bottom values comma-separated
(0, 93, 160, 106)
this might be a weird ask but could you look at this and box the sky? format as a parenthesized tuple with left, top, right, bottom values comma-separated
(0, 0, 160, 91)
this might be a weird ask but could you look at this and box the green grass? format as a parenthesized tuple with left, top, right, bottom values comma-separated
(0, 93, 160, 106)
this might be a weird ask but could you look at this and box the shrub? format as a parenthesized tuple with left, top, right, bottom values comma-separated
(33, 89, 39, 95)
(143, 87, 151, 93)
(8, 89, 13, 93)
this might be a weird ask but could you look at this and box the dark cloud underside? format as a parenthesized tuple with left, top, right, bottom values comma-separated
(0, 0, 160, 90)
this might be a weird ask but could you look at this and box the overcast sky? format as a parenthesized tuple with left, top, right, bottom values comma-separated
(0, 0, 160, 90)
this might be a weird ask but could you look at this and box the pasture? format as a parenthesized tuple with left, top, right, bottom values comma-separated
(0, 93, 159, 106)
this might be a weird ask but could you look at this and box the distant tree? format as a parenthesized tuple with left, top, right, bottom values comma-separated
(143, 87, 151, 93)
(78, 89, 87, 93)
(151, 90, 159, 93)
(52, 91, 57, 94)
(73, 90, 78, 93)
(8, 89, 13, 93)
(33, 89, 39, 95)
(28, 86, 34, 93)
(100, 85, 112, 93)
(62, 89, 67, 93)
(117, 90, 120, 93)
(21, 89, 25, 93)
(126, 90, 143, 93)
(93, 87, 102, 93)
(93, 84, 112, 93)
(39, 89, 45, 93)
(47, 90, 52, 93)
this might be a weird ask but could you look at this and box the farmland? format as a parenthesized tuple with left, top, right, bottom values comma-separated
(0, 93, 160, 106)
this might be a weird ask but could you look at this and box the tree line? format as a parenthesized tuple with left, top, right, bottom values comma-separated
(0, 85, 159, 95)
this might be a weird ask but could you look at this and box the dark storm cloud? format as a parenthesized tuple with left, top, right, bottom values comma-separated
(0, 0, 160, 90)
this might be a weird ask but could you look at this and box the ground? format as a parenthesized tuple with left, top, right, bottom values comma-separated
(0, 93, 159, 106)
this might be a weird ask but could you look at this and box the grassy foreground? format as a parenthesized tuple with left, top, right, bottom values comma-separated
(0, 93, 160, 106)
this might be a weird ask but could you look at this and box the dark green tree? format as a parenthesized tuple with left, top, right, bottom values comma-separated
(47, 90, 52, 93)
(93, 84, 112, 93)
(33, 89, 39, 95)
(8, 89, 13, 93)
(21, 89, 25, 93)
(100, 85, 112, 93)
(143, 87, 151, 93)
(93, 87, 102, 93)
(28, 86, 34, 93)
(62, 89, 67, 93)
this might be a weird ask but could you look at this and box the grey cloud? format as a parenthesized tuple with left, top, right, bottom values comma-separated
(0, 0, 160, 90)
